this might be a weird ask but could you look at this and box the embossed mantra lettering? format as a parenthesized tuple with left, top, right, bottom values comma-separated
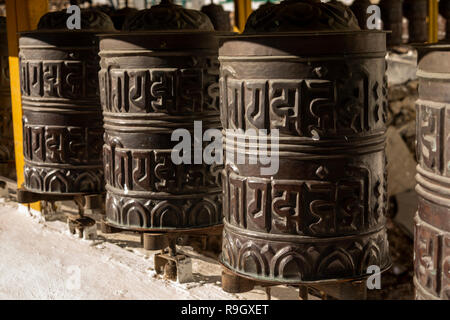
(19, 32, 104, 194)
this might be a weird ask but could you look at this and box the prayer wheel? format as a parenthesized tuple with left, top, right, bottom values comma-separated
(440, 0, 450, 41)
(380, 0, 404, 46)
(201, 1, 231, 32)
(98, 1, 223, 232)
(19, 10, 114, 195)
(219, 0, 391, 287)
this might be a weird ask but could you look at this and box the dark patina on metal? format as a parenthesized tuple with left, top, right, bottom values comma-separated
(414, 43, 450, 300)
(0, 17, 14, 179)
(98, 3, 222, 233)
(98, 3, 223, 279)
(219, 0, 390, 288)
(18, 10, 114, 195)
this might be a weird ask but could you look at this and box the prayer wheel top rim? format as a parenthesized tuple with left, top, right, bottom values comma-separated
(18, 30, 103, 49)
(218, 31, 387, 57)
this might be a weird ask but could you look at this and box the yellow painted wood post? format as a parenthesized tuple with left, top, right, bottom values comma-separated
(5, 0, 48, 211)
(428, 0, 439, 43)
(234, 0, 253, 33)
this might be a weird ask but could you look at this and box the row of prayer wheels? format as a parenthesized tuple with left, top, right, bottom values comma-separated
(351, 0, 450, 46)
(11, 0, 449, 299)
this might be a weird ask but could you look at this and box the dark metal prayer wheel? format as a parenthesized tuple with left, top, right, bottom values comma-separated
(350, 0, 372, 30)
(0, 17, 14, 178)
(380, 0, 404, 46)
(18, 10, 114, 195)
(98, 3, 222, 232)
(440, 0, 450, 41)
(219, 0, 390, 286)
(404, 0, 428, 43)
(414, 43, 450, 300)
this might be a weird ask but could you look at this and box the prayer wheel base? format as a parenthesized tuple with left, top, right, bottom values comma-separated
(221, 265, 369, 300)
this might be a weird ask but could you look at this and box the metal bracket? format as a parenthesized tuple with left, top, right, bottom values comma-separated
(17, 187, 82, 204)
(67, 215, 97, 240)
(154, 252, 193, 284)
(221, 266, 368, 300)
(221, 268, 255, 294)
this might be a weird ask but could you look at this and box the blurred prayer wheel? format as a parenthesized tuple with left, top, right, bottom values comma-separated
(350, 0, 372, 30)
(440, 0, 450, 41)
(380, 0, 404, 46)
(98, 1, 223, 232)
(201, 1, 231, 32)
(404, 0, 428, 43)
(18, 10, 114, 195)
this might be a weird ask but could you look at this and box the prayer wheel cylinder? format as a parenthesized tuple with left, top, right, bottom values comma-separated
(404, 0, 428, 43)
(18, 10, 114, 195)
(98, 2, 223, 231)
(219, 0, 391, 284)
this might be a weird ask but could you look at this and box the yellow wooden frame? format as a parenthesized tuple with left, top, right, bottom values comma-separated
(5, 0, 48, 211)
(428, 0, 439, 43)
